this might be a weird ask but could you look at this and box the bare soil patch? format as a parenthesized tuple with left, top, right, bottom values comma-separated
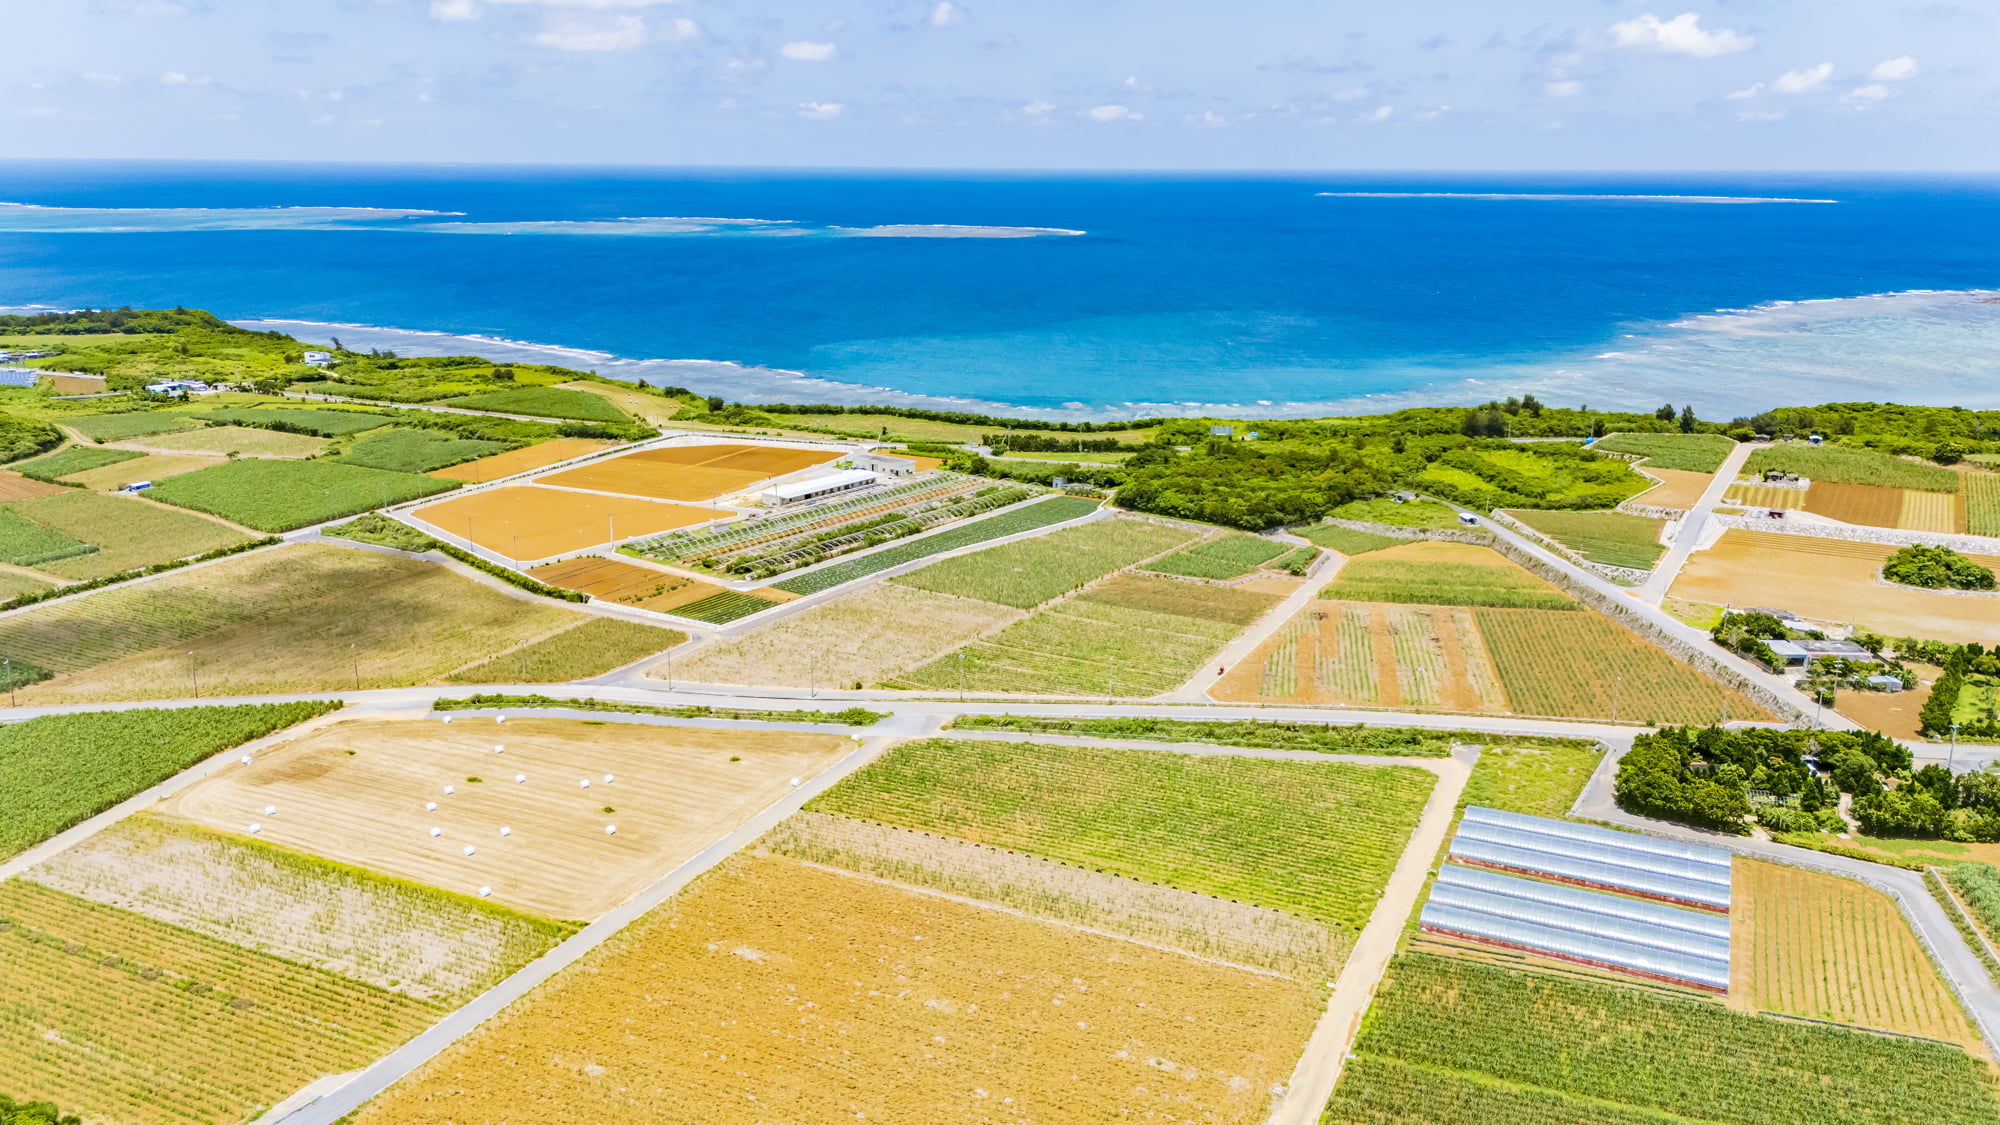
(0, 470, 66, 501)
(1832, 681, 1929, 740)
(411, 484, 712, 559)
(529, 555, 737, 611)
(1802, 482, 1905, 529)
(536, 442, 841, 502)
(1634, 467, 1713, 511)
(429, 437, 617, 483)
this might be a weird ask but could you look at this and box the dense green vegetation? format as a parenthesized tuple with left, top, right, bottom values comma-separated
(61, 411, 199, 443)
(7, 311, 321, 393)
(191, 406, 393, 437)
(1140, 532, 1288, 579)
(1415, 444, 1650, 511)
(1883, 544, 1995, 590)
(0, 510, 93, 567)
(337, 427, 507, 473)
(1593, 431, 1735, 472)
(433, 693, 885, 725)
(1733, 401, 2000, 464)
(13, 444, 143, 481)
(147, 459, 456, 531)
(948, 714, 1453, 756)
(1505, 508, 1666, 570)
(299, 351, 602, 403)
(1300, 524, 1407, 555)
(1458, 736, 1606, 818)
(1918, 646, 2000, 741)
(810, 736, 1436, 932)
(0, 702, 341, 858)
(670, 590, 783, 623)
(770, 496, 1100, 595)
(1341, 953, 1999, 1125)
(10, 489, 249, 580)
(0, 306, 226, 336)
(894, 519, 1192, 608)
(323, 512, 440, 552)
(1324, 496, 1463, 528)
(0, 1093, 81, 1125)
(0, 412, 64, 464)
(1745, 444, 1961, 491)
(1327, 557, 1575, 609)
(1945, 862, 2000, 944)
(439, 386, 629, 423)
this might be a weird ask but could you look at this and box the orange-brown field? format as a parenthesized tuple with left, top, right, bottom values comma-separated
(0, 469, 66, 501)
(351, 854, 1320, 1125)
(158, 718, 851, 920)
(411, 485, 713, 559)
(1671, 529, 2000, 644)
(536, 442, 843, 502)
(1730, 858, 1980, 1052)
(1724, 483, 1806, 511)
(1214, 600, 1508, 711)
(1832, 678, 1931, 739)
(529, 555, 738, 611)
(1635, 467, 1713, 511)
(430, 437, 617, 483)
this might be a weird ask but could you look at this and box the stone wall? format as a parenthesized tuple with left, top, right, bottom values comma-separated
(1488, 509, 1651, 587)
(1713, 514, 2000, 556)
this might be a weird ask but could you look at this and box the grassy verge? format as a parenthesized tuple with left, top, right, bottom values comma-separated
(432, 692, 885, 725)
(948, 714, 1453, 756)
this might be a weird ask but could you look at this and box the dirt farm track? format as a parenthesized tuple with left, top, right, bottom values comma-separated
(156, 718, 851, 920)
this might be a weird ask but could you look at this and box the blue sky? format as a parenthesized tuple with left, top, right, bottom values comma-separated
(8, 1, 1994, 169)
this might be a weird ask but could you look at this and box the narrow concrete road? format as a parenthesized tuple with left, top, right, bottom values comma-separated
(1266, 747, 1475, 1125)
(1169, 550, 1345, 702)
(1635, 440, 1753, 605)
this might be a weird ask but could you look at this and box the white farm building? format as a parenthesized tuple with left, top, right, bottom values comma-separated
(758, 468, 881, 508)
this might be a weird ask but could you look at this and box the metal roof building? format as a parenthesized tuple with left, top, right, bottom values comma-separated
(1450, 806, 1732, 912)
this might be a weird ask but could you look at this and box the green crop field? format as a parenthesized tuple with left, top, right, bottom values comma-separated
(338, 427, 508, 473)
(1505, 509, 1666, 570)
(1945, 863, 2000, 944)
(1473, 607, 1769, 723)
(810, 737, 1436, 934)
(1324, 497, 1464, 529)
(1330, 953, 1998, 1125)
(0, 702, 338, 859)
(439, 386, 629, 423)
(192, 407, 393, 437)
(62, 412, 201, 443)
(4, 490, 247, 579)
(670, 590, 782, 623)
(0, 509, 93, 567)
(1328, 557, 1575, 609)
(892, 518, 1195, 608)
(446, 615, 683, 683)
(0, 880, 440, 1125)
(1141, 532, 1289, 579)
(146, 458, 456, 530)
(1415, 446, 1650, 511)
(1966, 472, 2000, 538)
(13, 444, 144, 481)
(770, 496, 1100, 595)
(1457, 736, 1605, 818)
(1593, 432, 1736, 473)
(895, 574, 1275, 696)
(1301, 524, 1405, 555)
(323, 512, 439, 552)
(950, 714, 1454, 756)
(1746, 444, 1961, 492)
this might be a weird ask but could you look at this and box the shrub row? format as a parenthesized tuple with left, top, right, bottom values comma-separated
(434, 544, 588, 602)
(432, 693, 885, 726)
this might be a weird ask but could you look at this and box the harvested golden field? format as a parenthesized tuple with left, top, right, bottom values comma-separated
(411, 484, 713, 559)
(1671, 529, 2000, 644)
(1802, 482, 1908, 529)
(0, 879, 439, 1125)
(352, 855, 1319, 1125)
(670, 581, 1025, 689)
(160, 718, 851, 920)
(444, 614, 685, 683)
(1900, 488, 1964, 533)
(536, 442, 841, 502)
(1724, 484, 1806, 511)
(0, 470, 66, 501)
(1633, 467, 1712, 511)
(61, 452, 218, 490)
(0, 544, 590, 704)
(529, 554, 736, 611)
(1213, 600, 1507, 712)
(129, 425, 331, 458)
(430, 437, 617, 483)
(1731, 858, 1979, 1051)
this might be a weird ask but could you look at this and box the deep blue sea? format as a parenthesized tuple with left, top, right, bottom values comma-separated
(1, 162, 1997, 420)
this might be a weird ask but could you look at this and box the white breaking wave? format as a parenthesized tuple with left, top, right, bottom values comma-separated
(0, 202, 459, 232)
(1315, 192, 1839, 204)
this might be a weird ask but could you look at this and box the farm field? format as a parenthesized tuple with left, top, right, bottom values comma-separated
(1634, 466, 1715, 510)
(1214, 600, 1507, 711)
(411, 484, 711, 559)
(670, 581, 1023, 688)
(0, 469, 65, 500)
(0, 545, 596, 704)
(14, 444, 143, 481)
(1141, 531, 1289, 579)
(948, 713, 1454, 756)
(895, 572, 1278, 696)
(0, 509, 90, 567)
(148, 457, 456, 531)
(60, 452, 218, 491)
(62, 411, 200, 442)
(2, 489, 247, 578)
(1324, 496, 1463, 528)
(668, 588, 787, 623)
(1968, 470, 2000, 537)
(0, 702, 338, 859)
(1504, 508, 1666, 569)
(1300, 523, 1404, 554)
(337, 428, 506, 473)
(445, 614, 684, 682)
(351, 854, 1319, 1125)
(529, 555, 720, 608)
(1799, 481, 1963, 532)
(1725, 483, 1807, 511)
(1671, 529, 2000, 644)
(770, 495, 1101, 595)
(0, 880, 441, 1125)
(429, 436, 616, 482)
(132, 425, 330, 458)
(1830, 678, 1929, 739)
(1746, 444, 1963, 493)
(1594, 432, 1736, 472)
(535, 442, 841, 502)
(1325, 541, 1575, 609)
(191, 407, 393, 437)
(809, 736, 1436, 933)
(1475, 607, 1770, 722)
(555, 380, 683, 426)
(1327, 952, 2000, 1125)
(1456, 736, 1605, 819)
(1730, 858, 1976, 1049)
(0, 568, 52, 599)
(1415, 444, 1651, 510)
(439, 385, 630, 422)
(24, 815, 570, 1004)
(891, 517, 1196, 608)
(771, 810, 1343, 978)
(159, 717, 852, 919)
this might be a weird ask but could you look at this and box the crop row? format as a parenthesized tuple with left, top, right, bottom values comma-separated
(893, 517, 1195, 609)
(1592, 432, 1735, 473)
(1473, 607, 1763, 723)
(1328, 559, 1576, 610)
(1141, 532, 1289, 580)
(771, 495, 1102, 595)
(947, 713, 1452, 756)
(1966, 472, 2000, 538)
(671, 590, 783, 624)
(715, 485, 1035, 577)
(148, 458, 456, 532)
(634, 474, 978, 560)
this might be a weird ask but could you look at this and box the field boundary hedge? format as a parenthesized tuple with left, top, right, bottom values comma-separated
(0, 534, 282, 615)
(432, 693, 885, 725)
(436, 544, 588, 602)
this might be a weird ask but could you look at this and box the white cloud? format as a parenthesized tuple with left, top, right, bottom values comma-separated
(1726, 82, 1763, 100)
(1606, 12, 1752, 58)
(1358, 105, 1393, 123)
(1545, 80, 1582, 98)
(781, 41, 837, 61)
(430, 0, 477, 20)
(1087, 104, 1136, 122)
(1843, 83, 1890, 104)
(657, 17, 699, 41)
(1772, 63, 1832, 93)
(929, 2, 964, 28)
(530, 14, 649, 50)
(798, 101, 844, 119)
(98, 0, 185, 15)
(1188, 109, 1228, 128)
(1412, 106, 1449, 121)
(82, 72, 122, 87)
(491, 0, 688, 7)
(1872, 55, 1918, 81)
(1020, 99, 1054, 118)
(1737, 108, 1785, 122)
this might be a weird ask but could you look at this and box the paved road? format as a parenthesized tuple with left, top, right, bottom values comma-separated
(1636, 439, 1754, 605)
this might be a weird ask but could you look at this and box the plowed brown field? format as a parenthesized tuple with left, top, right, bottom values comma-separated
(537, 442, 842, 502)
(1803, 482, 1907, 529)
(1635, 467, 1712, 510)
(411, 485, 712, 559)
(350, 854, 1320, 1125)
(430, 438, 616, 483)
(158, 718, 850, 920)
(529, 555, 737, 611)
(0, 469, 66, 501)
